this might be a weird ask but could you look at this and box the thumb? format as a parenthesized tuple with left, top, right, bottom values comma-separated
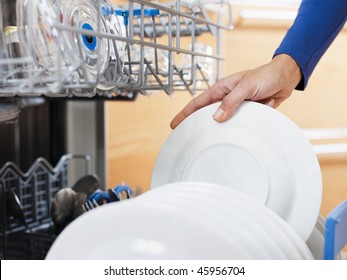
(212, 90, 245, 122)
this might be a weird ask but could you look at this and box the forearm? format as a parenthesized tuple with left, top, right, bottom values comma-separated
(274, 0, 347, 90)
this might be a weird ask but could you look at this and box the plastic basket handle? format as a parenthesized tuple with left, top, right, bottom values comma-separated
(324, 199, 347, 260)
(116, 9, 160, 26)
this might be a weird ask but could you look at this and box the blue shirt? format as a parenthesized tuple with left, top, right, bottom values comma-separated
(273, 0, 347, 90)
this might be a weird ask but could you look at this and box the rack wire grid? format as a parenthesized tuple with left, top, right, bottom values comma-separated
(0, 0, 233, 99)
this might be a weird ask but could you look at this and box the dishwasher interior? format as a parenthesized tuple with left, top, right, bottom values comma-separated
(1, 0, 347, 261)
(0, 0, 233, 259)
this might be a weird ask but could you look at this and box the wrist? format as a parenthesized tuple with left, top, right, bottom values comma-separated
(272, 54, 302, 88)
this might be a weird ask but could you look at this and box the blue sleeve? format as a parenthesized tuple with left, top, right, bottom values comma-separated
(273, 0, 347, 90)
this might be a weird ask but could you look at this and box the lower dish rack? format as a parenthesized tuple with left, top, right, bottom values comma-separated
(0, 154, 91, 259)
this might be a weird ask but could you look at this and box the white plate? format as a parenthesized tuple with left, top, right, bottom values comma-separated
(151, 101, 322, 241)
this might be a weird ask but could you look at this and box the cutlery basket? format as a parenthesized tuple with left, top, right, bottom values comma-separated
(0, 154, 91, 259)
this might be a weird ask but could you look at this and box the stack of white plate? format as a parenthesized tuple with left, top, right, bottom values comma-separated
(138, 182, 314, 259)
(46, 181, 313, 259)
(46, 101, 322, 259)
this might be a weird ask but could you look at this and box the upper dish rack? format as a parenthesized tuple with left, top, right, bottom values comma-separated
(0, 0, 233, 99)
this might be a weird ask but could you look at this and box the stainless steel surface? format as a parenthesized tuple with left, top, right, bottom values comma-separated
(66, 101, 106, 186)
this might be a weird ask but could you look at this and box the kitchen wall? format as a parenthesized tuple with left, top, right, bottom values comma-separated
(106, 2, 347, 218)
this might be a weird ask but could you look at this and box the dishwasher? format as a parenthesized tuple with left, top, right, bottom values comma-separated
(0, 0, 346, 260)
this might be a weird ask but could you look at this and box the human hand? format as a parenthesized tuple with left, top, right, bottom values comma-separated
(170, 54, 301, 129)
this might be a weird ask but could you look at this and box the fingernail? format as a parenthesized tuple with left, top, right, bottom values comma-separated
(266, 99, 275, 107)
(213, 108, 225, 121)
